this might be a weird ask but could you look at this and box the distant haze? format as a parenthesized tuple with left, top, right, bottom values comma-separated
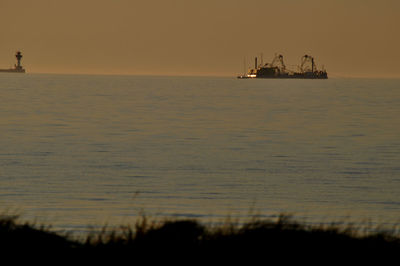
(1, 0, 399, 77)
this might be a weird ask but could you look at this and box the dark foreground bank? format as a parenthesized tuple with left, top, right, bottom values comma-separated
(1, 215, 399, 261)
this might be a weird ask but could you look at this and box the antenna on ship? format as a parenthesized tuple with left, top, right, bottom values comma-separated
(243, 57, 247, 75)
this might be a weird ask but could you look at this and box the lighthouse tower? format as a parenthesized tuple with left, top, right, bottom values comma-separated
(15, 51, 23, 70)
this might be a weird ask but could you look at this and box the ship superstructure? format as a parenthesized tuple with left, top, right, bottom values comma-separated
(0, 51, 26, 73)
(238, 54, 327, 79)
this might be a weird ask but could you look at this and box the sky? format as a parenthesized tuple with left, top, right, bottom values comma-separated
(0, 0, 399, 77)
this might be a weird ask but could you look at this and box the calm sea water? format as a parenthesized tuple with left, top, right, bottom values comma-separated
(0, 73, 399, 232)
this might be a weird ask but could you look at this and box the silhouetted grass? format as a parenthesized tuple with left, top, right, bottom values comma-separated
(1, 214, 399, 261)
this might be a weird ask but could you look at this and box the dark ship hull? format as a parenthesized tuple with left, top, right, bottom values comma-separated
(238, 72, 328, 79)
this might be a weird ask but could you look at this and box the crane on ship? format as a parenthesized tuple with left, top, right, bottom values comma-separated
(300, 55, 315, 73)
(270, 54, 286, 72)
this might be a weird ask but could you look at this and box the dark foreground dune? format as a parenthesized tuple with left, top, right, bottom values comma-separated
(1, 215, 399, 262)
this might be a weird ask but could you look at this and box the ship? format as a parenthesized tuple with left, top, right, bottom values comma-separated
(238, 54, 327, 79)
(0, 51, 26, 73)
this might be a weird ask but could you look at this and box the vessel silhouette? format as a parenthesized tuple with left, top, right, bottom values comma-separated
(238, 54, 327, 79)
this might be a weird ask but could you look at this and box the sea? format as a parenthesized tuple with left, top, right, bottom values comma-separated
(1, 73, 399, 233)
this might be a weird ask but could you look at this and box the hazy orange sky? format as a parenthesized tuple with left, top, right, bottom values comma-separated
(0, 0, 399, 77)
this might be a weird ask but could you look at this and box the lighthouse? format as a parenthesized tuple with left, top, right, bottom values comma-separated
(15, 51, 23, 70)
(0, 51, 25, 73)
